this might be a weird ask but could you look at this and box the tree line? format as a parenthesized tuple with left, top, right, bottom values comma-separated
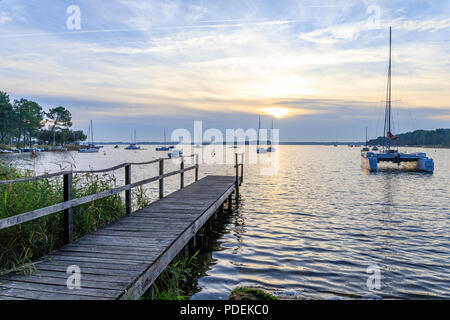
(368, 128, 450, 147)
(0, 91, 87, 146)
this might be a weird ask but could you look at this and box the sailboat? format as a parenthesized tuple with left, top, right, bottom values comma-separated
(361, 27, 434, 173)
(256, 116, 267, 153)
(78, 120, 99, 153)
(266, 118, 275, 152)
(156, 129, 170, 151)
(361, 127, 370, 152)
(125, 129, 141, 150)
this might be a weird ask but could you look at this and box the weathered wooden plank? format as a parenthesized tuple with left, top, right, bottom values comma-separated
(34, 263, 138, 277)
(119, 181, 236, 299)
(5, 269, 133, 284)
(0, 281, 120, 299)
(3, 273, 125, 290)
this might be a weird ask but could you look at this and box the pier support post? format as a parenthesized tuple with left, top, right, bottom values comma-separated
(228, 194, 233, 212)
(125, 164, 131, 215)
(235, 153, 239, 198)
(195, 154, 199, 181)
(63, 172, 73, 244)
(159, 159, 164, 199)
(240, 154, 244, 186)
(180, 157, 184, 189)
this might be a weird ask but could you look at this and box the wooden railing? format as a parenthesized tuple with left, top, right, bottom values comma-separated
(0, 155, 198, 243)
(235, 153, 244, 197)
(0, 153, 245, 244)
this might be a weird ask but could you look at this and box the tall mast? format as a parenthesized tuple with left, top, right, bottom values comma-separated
(384, 27, 392, 150)
(257, 116, 261, 148)
(270, 118, 273, 147)
(365, 127, 368, 146)
(164, 129, 166, 145)
(91, 120, 94, 146)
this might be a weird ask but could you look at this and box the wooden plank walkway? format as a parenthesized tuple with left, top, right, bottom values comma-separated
(0, 175, 237, 300)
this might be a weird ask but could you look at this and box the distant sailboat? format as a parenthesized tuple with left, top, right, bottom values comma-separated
(266, 118, 275, 152)
(78, 120, 99, 153)
(361, 127, 370, 152)
(125, 129, 141, 150)
(256, 116, 267, 153)
(361, 27, 434, 172)
(156, 129, 170, 151)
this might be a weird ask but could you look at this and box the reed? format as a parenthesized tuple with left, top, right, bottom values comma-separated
(0, 161, 125, 273)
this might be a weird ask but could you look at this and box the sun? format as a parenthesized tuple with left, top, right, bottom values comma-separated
(263, 107, 289, 118)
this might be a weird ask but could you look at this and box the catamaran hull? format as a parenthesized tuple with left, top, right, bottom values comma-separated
(361, 152, 434, 173)
(417, 157, 434, 172)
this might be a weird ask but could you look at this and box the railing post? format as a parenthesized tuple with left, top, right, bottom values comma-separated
(195, 154, 199, 181)
(235, 153, 239, 198)
(63, 172, 73, 244)
(159, 159, 164, 199)
(125, 164, 131, 215)
(240, 154, 244, 185)
(180, 157, 184, 189)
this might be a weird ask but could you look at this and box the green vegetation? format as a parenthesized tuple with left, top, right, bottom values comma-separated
(0, 161, 125, 273)
(368, 128, 450, 147)
(229, 287, 278, 300)
(0, 90, 86, 148)
(143, 250, 200, 300)
(0, 161, 202, 299)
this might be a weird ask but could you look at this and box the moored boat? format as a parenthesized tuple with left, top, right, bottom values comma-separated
(361, 27, 434, 173)
(79, 120, 99, 153)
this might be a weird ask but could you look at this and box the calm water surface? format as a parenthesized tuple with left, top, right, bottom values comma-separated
(2, 145, 449, 299)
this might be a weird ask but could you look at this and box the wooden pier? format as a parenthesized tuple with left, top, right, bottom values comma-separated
(0, 154, 244, 300)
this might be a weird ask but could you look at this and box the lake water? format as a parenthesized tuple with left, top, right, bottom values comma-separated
(1, 145, 449, 299)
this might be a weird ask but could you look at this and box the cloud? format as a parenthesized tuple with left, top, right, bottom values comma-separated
(0, 13, 12, 24)
(299, 17, 450, 44)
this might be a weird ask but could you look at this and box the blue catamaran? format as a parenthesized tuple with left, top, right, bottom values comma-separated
(361, 27, 434, 173)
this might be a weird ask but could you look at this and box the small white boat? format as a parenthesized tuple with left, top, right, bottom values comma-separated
(79, 146, 99, 153)
(79, 120, 99, 153)
(361, 128, 370, 152)
(156, 129, 170, 151)
(168, 149, 182, 158)
(257, 147, 267, 153)
(266, 118, 276, 152)
(256, 116, 267, 154)
(125, 143, 141, 150)
(125, 129, 141, 150)
(0, 149, 13, 153)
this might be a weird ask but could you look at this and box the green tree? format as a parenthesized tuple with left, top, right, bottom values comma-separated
(23, 101, 44, 146)
(46, 106, 72, 146)
(0, 91, 13, 144)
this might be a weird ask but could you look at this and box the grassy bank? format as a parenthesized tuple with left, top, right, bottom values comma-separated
(0, 160, 125, 274)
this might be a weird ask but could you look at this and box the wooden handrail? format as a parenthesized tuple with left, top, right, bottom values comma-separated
(0, 165, 197, 231)
(0, 155, 195, 186)
(0, 152, 199, 243)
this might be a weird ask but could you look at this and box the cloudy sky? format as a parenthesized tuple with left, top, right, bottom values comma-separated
(0, 0, 449, 142)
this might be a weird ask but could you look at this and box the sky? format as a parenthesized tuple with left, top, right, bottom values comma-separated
(0, 0, 449, 142)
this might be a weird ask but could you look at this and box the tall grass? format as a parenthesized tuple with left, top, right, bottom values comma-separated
(144, 249, 200, 300)
(0, 161, 125, 273)
(0, 160, 209, 300)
